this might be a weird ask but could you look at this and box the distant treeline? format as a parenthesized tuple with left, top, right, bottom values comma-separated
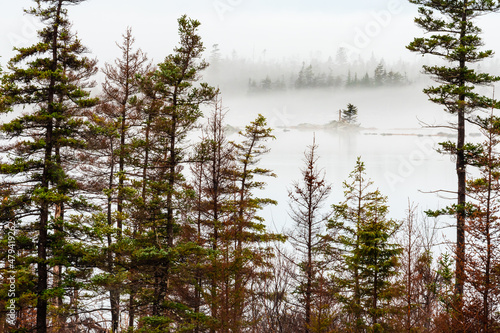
(3, 1, 500, 332)
(248, 61, 409, 93)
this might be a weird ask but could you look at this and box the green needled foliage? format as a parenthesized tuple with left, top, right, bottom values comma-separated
(145, 14, 217, 248)
(329, 158, 401, 332)
(341, 103, 358, 124)
(407, 1, 500, 317)
(0, 1, 97, 332)
(116, 15, 218, 331)
(226, 114, 283, 331)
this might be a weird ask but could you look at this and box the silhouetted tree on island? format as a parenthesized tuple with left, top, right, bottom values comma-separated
(3, 1, 500, 332)
(341, 103, 358, 124)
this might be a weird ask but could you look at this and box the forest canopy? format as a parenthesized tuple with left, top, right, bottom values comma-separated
(1, 1, 500, 333)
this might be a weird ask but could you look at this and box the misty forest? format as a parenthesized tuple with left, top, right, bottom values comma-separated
(2, 1, 500, 332)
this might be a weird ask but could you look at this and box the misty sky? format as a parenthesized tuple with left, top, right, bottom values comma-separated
(1, 1, 500, 66)
(2, 0, 498, 225)
(0, 0, 434, 65)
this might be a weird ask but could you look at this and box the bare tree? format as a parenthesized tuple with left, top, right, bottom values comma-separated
(287, 137, 332, 333)
(396, 203, 440, 332)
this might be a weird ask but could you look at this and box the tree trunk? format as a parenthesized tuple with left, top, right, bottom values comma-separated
(354, 169, 362, 329)
(454, 2, 468, 330)
(482, 108, 494, 333)
(37, 193, 49, 333)
(37, 2, 63, 332)
(305, 194, 313, 333)
(106, 139, 120, 332)
(373, 261, 378, 327)
(53, 202, 64, 329)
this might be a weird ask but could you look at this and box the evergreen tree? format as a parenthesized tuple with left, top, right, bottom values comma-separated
(151, 15, 216, 249)
(304, 65, 315, 88)
(373, 62, 386, 87)
(296, 62, 306, 89)
(342, 103, 358, 124)
(126, 67, 167, 330)
(360, 73, 371, 87)
(261, 76, 272, 91)
(346, 70, 353, 88)
(407, 2, 500, 317)
(128, 15, 216, 331)
(0, 1, 97, 332)
(209, 43, 222, 70)
(353, 73, 359, 88)
(229, 114, 283, 331)
(85, 27, 150, 332)
(329, 158, 401, 332)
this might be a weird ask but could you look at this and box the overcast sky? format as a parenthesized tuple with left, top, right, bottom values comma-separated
(1, 0, 499, 66)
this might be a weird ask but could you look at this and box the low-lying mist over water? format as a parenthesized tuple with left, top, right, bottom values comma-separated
(214, 85, 459, 232)
(3, 0, 488, 230)
(196, 50, 494, 232)
(217, 84, 444, 129)
(5, 1, 500, 331)
(198, 54, 495, 237)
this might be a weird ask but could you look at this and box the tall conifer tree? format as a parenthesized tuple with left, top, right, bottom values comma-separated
(128, 15, 217, 331)
(0, 1, 97, 331)
(229, 114, 283, 331)
(407, 2, 500, 316)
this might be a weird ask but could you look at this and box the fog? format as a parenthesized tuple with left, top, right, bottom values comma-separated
(3, 0, 500, 64)
(2, 0, 500, 235)
(218, 85, 458, 233)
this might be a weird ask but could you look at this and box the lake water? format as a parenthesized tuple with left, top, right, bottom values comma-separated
(220, 85, 473, 239)
(258, 128, 456, 228)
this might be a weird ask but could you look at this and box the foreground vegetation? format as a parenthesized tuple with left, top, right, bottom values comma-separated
(1, 1, 500, 332)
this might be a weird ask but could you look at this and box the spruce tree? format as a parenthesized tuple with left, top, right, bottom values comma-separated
(341, 103, 358, 124)
(229, 114, 283, 331)
(124, 15, 217, 331)
(373, 62, 386, 87)
(0, 1, 97, 331)
(407, 1, 500, 313)
(151, 15, 216, 249)
(330, 158, 401, 332)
